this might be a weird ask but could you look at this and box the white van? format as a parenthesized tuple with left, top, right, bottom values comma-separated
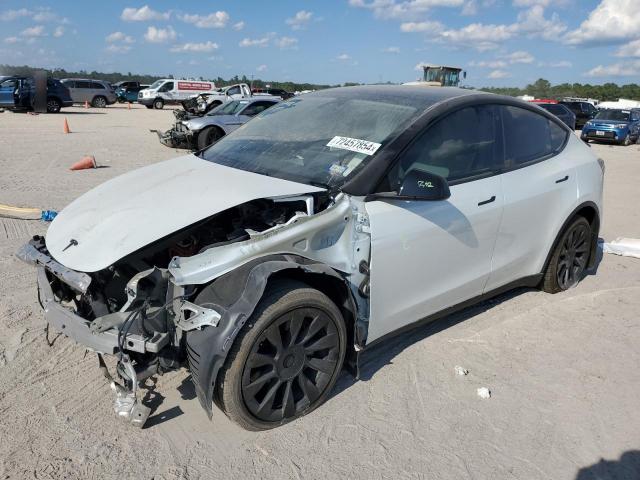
(139, 79, 215, 109)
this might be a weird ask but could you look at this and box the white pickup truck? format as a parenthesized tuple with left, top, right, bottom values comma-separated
(179, 83, 278, 118)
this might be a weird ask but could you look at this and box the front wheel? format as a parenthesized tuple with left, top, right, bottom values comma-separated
(197, 126, 224, 150)
(215, 281, 347, 430)
(46, 97, 61, 113)
(542, 216, 592, 293)
(622, 133, 632, 146)
(153, 98, 164, 109)
(92, 96, 107, 108)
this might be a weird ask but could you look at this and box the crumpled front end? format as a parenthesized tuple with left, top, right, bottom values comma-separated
(157, 121, 196, 149)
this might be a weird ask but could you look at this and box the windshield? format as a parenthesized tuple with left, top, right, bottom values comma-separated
(208, 100, 248, 116)
(595, 110, 630, 121)
(200, 92, 419, 188)
(149, 80, 164, 90)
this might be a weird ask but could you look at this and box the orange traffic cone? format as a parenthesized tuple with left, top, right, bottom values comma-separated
(84, 100, 89, 109)
(63, 117, 71, 134)
(70, 155, 97, 171)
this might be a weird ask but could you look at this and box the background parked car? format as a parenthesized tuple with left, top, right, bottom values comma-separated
(60, 78, 117, 107)
(159, 97, 280, 149)
(532, 102, 576, 130)
(252, 87, 294, 99)
(581, 108, 640, 146)
(0, 76, 72, 113)
(116, 85, 148, 103)
(560, 100, 598, 129)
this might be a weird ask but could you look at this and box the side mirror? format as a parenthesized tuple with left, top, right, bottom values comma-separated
(366, 170, 451, 202)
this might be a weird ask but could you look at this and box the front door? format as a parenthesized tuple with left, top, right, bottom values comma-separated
(0, 78, 18, 108)
(365, 104, 505, 342)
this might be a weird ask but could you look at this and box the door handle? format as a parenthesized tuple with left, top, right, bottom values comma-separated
(478, 196, 496, 206)
(555, 175, 569, 184)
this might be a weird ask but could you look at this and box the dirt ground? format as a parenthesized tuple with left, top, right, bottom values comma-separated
(0, 105, 639, 480)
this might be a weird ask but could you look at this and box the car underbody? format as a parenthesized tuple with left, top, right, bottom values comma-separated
(17, 191, 371, 427)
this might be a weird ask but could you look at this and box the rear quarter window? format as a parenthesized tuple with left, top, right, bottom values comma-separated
(501, 106, 568, 167)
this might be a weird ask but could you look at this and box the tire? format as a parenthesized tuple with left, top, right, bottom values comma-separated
(622, 133, 632, 146)
(542, 216, 592, 293)
(153, 98, 164, 109)
(197, 126, 224, 150)
(92, 96, 107, 108)
(215, 280, 347, 431)
(46, 97, 61, 113)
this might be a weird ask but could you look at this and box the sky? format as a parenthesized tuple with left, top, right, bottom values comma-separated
(0, 0, 638, 87)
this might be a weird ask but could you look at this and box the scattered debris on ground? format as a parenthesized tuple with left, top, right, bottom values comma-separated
(455, 365, 469, 376)
(477, 387, 491, 399)
(603, 237, 640, 259)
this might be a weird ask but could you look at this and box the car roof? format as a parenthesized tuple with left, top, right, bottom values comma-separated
(310, 85, 480, 110)
(61, 78, 108, 82)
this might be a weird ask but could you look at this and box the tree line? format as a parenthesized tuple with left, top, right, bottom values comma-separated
(480, 78, 640, 101)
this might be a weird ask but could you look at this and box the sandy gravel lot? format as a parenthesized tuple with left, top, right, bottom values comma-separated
(0, 105, 639, 480)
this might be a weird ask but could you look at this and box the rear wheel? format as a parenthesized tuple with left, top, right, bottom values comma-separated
(92, 96, 107, 108)
(153, 98, 164, 109)
(216, 281, 347, 430)
(542, 216, 592, 293)
(197, 126, 224, 149)
(46, 97, 61, 113)
(622, 133, 632, 146)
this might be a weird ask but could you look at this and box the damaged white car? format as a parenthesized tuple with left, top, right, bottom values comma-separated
(17, 86, 603, 430)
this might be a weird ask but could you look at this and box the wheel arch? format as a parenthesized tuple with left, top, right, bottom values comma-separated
(185, 254, 358, 418)
(541, 201, 601, 275)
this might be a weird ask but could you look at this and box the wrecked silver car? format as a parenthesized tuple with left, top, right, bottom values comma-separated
(17, 85, 602, 431)
(159, 97, 280, 150)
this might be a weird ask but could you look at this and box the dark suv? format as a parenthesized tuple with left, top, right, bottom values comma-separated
(0, 76, 73, 113)
(559, 101, 598, 129)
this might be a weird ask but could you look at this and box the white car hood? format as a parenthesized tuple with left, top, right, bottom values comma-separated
(46, 155, 323, 272)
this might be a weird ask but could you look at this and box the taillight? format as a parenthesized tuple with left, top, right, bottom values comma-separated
(597, 158, 605, 174)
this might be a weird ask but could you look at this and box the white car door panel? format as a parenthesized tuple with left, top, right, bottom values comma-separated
(485, 106, 578, 292)
(366, 176, 503, 342)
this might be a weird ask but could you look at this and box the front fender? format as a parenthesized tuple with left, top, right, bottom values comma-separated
(185, 254, 355, 418)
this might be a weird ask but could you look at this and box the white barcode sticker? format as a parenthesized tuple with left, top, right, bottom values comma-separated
(326, 136, 382, 156)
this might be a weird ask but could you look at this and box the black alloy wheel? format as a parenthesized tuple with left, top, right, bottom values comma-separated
(241, 307, 341, 423)
(556, 220, 591, 290)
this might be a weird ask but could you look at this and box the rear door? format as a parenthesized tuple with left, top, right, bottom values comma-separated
(485, 105, 577, 291)
(366, 104, 505, 342)
(0, 78, 17, 108)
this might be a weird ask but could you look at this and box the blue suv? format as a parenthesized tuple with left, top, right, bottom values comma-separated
(581, 108, 640, 146)
(0, 76, 73, 113)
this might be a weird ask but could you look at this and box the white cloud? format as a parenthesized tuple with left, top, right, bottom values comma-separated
(565, 0, 640, 46)
(233, 21, 245, 31)
(440, 23, 516, 51)
(4, 36, 19, 44)
(487, 69, 510, 79)
(615, 39, 640, 58)
(53, 26, 64, 38)
(286, 10, 313, 30)
(121, 5, 170, 22)
(274, 36, 298, 49)
(349, 0, 464, 21)
(503, 50, 534, 64)
(469, 59, 507, 68)
(0, 8, 32, 21)
(106, 31, 135, 43)
(170, 41, 219, 53)
(337, 53, 351, 61)
(144, 26, 176, 43)
(400, 21, 443, 33)
(462, 0, 478, 15)
(106, 44, 132, 53)
(180, 11, 229, 29)
(516, 5, 566, 40)
(256, 64, 268, 72)
(239, 35, 271, 47)
(382, 46, 401, 53)
(537, 60, 572, 67)
(21, 25, 46, 37)
(586, 60, 640, 77)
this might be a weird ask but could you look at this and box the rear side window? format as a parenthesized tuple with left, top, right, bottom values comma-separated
(501, 106, 568, 167)
(388, 104, 502, 187)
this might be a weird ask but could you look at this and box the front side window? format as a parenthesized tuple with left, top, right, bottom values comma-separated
(384, 105, 502, 190)
(242, 101, 276, 117)
(76, 81, 92, 89)
(159, 82, 173, 92)
(226, 86, 241, 96)
(90, 82, 105, 89)
(502, 106, 567, 167)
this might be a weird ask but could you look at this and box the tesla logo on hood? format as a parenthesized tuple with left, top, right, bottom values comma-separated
(62, 239, 78, 252)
